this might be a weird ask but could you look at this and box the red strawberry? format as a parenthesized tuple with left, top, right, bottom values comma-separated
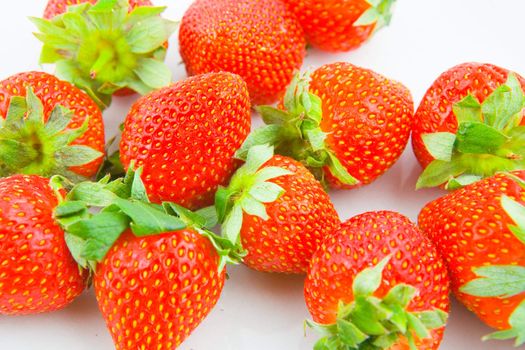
(32, 0, 176, 108)
(0, 175, 86, 315)
(43, 0, 153, 19)
(305, 211, 450, 350)
(216, 145, 340, 273)
(239, 62, 413, 189)
(179, 0, 306, 105)
(120, 72, 251, 210)
(282, 0, 396, 52)
(0, 71, 105, 179)
(418, 171, 525, 344)
(412, 63, 525, 190)
(54, 169, 242, 349)
(95, 229, 225, 349)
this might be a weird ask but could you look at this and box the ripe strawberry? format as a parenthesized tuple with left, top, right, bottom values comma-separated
(418, 171, 525, 344)
(179, 0, 306, 105)
(216, 145, 340, 273)
(54, 168, 242, 349)
(120, 72, 251, 210)
(239, 62, 413, 189)
(32, 0, 177, 108)
(282, 0, 396, 52)
(305, 211, 450, 350)
(0, 71, 104, 179)
(43, 0, 153, 19)
(0, 175, 86, 315)
(95, 228, 225, 349)
(413, 63, 525, 190)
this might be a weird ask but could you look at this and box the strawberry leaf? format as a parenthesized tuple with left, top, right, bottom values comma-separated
(453, 94, 482, 123)
(353, 256, 390, 296)
(114, 198, 185, 236)
(66, 211, 130, 261)
(456, 122, 508, 154)
(502, 195, 525, 245)
(422, 132, 456, 161)
(249, 181, 285, 203)
(460, 265, 525, 298)
(416, 159, 466, 189)
(482, 73, 525, 130)
(222, 203, 243, 244)
(235, 125, 285, 160)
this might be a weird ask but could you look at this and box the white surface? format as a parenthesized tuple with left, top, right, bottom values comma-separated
(0, 0, 522, 349)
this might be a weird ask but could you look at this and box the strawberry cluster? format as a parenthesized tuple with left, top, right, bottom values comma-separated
(0, 1, 524, 350)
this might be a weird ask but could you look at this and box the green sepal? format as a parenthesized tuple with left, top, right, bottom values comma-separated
(55, 168, 184, 269)
(418, 73, 525, 190)
(55, 167, 245, 275)
(164, 202, 246, 272)
(217, 144, 293, 252)
(0, 88, 102, 179)
(501, 194, 525, 245)
(31, 0, 177, 109)
(421, 132, 456, 162)
(460, 265, 525, 298)
(242, 73, 359, 186)
(307, 257, 448, 350)
(354, 0, 396, 32)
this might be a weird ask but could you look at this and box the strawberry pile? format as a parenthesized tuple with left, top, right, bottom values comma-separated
(0, 0, 524, 349)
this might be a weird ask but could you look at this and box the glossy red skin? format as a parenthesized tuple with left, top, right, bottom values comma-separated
(309, 62, 413, 188)
(179, 0, 306, 105)
(0, 175, 86, 315)
(412, 63, 525, 168)
(43, 0, 153, 19)
(241, 155, 340, 273)
(305, 211, 450, 350)
(0, 72, 105, 178)
(419, 171, 525, 330)
(119, 72, 251, 210)
(94, 229, 225, 350)
(282, 0, 375, 52)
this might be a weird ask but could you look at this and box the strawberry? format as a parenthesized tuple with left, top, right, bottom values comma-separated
(119, 72, 251, 210)
(32, 0, 177, 108)
(179, 0, 306, 105)
(305, 211, 450, 350)
(0, 175, 86, 315)
(239, 62, 413, 189)
(43, 0, 152, 19)
(215, 144, 340, 273)
(0, 71, 104, 179)
(418, 171, 525, 344)
(412, 63, 525, 190)
(54, 169, 243, 349)
(282, 0, 396, 52)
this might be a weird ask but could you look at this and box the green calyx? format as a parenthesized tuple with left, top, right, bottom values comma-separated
(307, 256, 448, 350)
(53, 167, 243, 274)
(354, 0, 397, 32)
(0, 88, 102, 181)
(237, 73, 358, 187)
(216, 144, 293, 249)
(460, 178, 525, 346)
(417, 73, 525, 190)
(31, 0, 177, 109)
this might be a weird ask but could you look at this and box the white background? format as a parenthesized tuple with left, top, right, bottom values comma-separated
(0, 0, 522, 349)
